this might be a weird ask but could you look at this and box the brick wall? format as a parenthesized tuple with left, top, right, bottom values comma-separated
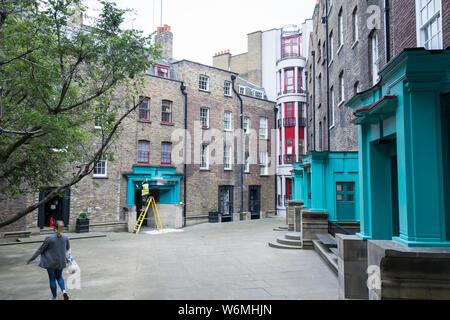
(392, 0, 417, 56)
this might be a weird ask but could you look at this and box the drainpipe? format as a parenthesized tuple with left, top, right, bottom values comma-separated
(305, 71, 309, 157)
(325, 0, 331, 152)
(311, 50, 316, 151)
(384, 0, 391, 63)
(180, 82, 188, 227)
(274, 105, 278, 215)
(231, 74, 244, 214)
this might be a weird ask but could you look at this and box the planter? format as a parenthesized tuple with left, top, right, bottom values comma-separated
(208, 211, 219, 223)
(76, 218, 90, 233)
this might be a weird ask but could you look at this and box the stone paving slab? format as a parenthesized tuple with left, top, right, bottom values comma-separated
(0, 217, 338, 300)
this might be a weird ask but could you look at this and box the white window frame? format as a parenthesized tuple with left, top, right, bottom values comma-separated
(370, 33, 379, 85)
(338, 9, 344, 48)
(200, 144, 209, 170)
(330, 86, 335, 129)
(259, 152, 268, 176)
(93, 154, 107, 178)
(238, 86, 246, 95)
(245, 156, 250, 173)
(243, 117, 250, 134)
(259, 117, 268, 139)
(329, 32, 334, 63)
(415, 0, 443, 49)
(224, 111, 232, 131)
(224, 144, 232, 170)
(339, 72, 345, 103)
(199, 75, 210, 91)
(224, 80, 232, 96)
(200, 107, 209, 128)
(353, 8, 359, 43)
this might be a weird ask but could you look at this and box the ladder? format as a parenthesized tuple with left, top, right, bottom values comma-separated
(132, 196, 164, 234)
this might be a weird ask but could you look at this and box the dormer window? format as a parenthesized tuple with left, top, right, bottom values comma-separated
(154, 65, 169, 78)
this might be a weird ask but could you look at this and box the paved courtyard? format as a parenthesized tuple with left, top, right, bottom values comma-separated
(0, 217, 338, 300)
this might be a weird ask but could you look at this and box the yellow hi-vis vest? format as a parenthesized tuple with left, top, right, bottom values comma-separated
(142, 183, 149, 196)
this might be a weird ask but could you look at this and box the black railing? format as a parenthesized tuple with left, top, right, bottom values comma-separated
(283, 117, 296, 127)
(298, 117, 306, 127)
(284, 154, 296, 164)
(281, 88, 306, 95)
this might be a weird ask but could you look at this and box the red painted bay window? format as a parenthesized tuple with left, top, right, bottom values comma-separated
(284, 69, 295, 93)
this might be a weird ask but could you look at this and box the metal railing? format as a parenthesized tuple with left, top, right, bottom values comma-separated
(283, 117, 296, 127)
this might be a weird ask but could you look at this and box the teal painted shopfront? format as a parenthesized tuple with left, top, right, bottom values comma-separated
(346, 48, 450, 247)
(124, 166, 183, 207)
(292, 152, 359, 223)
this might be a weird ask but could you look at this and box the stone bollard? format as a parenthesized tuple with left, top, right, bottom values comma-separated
(336, 234, 368, 300)
(287, 201, 304, 231)
(301, 210, 328, 247)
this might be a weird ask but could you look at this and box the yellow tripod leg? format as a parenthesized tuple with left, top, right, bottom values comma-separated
(153, 200, 163, 232)
(136, 198, 151, 234)
(151, 199, 160, 231)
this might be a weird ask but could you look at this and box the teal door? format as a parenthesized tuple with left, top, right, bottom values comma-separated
(336, 182, 355, 220)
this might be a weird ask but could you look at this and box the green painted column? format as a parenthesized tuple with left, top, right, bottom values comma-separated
(310, 158, 327, 212)
(394, 82, 449, 247)
(358, 125, 372, 239)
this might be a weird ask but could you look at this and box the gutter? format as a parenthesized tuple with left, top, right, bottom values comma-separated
(231, 75, 244, 214)
(325, 0, 331, 152)
(274, 105, 278, 215)
(180, 82, 188, 227)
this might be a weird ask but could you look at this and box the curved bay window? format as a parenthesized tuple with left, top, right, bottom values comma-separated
(282, 34, 301, 58)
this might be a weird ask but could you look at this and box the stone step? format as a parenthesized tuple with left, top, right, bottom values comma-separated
(276, 235, 302, 246)
(273, 225, 289, 231)
(330, 247, 338, 256)
(268, 241, 303, 250)
(285, 232, 302, 240)
(316, 233, 337, 248)
(312, 239, 338, 275)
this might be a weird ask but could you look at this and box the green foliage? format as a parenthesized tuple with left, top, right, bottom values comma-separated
(210, 208, 218, 213)
(78, 211, 88, 219)
(0, 0, 161, 204)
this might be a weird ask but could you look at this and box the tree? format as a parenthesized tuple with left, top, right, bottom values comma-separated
(0, 0, 161, 227)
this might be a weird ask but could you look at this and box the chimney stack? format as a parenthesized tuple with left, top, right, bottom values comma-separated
(155, 24, 173, 62)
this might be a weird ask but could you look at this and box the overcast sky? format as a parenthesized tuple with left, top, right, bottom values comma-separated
(84, 0, 317, 65)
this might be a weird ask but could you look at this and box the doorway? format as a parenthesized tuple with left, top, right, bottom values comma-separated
(249, 186, 261, 219)
(336, 182, 355, 220)
(134, 188, 159, 228)
(218, 186, 233, 222)
(37, 188, 70, 228)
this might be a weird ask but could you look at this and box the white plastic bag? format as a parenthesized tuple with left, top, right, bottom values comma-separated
(66, 249, 79, 274)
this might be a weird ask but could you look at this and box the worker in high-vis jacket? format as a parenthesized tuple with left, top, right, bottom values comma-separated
(141, 181, 150, 205)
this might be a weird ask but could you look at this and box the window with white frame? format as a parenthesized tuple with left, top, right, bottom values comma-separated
(259, 117, 268, 139)
(339, 71, 345, 103)
(253, 90, 263, 99)
(200, 107, 209, 128)
(259, 152, 268, 175)
(199, 75, 209, 91)
(224, 81, 232, 96)
(370, 32, 379, 85)
(224, 144, 232, 170)
(239, 86, 246, 95)
(154, 65, 169, 78)
(245, 156, 250, 173)
(93, 154, 107, 177)
(329, 31, 334, 61)
(200, 144, 209, 169)
(330, 86, 335, 129)
(338, 8, 344, 48)
(352, 7, 359, 43)
(224, 111, 232, 131)
(416, 0, 442, 49)
(243, 117, 250, 134)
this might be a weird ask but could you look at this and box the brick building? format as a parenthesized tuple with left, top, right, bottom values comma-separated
(0, 25, 276, 234)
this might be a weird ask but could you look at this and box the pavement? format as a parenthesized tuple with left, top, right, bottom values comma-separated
(0, 217, 339, 300)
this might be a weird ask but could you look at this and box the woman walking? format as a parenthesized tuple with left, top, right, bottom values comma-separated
(27, 220, 70, 300)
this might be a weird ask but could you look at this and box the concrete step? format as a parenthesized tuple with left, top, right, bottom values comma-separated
(273, 225, 289, 231)
(316, 233, 337, 248)
(312, 239, 338, 275)
(276, 235, 302, 246)
(268, 241, 302, 250)
(285, 232, 302, 240)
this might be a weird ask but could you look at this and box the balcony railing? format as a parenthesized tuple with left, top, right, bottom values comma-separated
(284, 154, 296, 164)
(283, 117, 296, 127)
(278, 88, 306, 96)
(298, 117, 306, 127)
(281, 52, 302, 59)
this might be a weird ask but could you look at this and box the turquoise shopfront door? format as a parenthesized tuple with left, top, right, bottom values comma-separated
(336, 182, 355, 220)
